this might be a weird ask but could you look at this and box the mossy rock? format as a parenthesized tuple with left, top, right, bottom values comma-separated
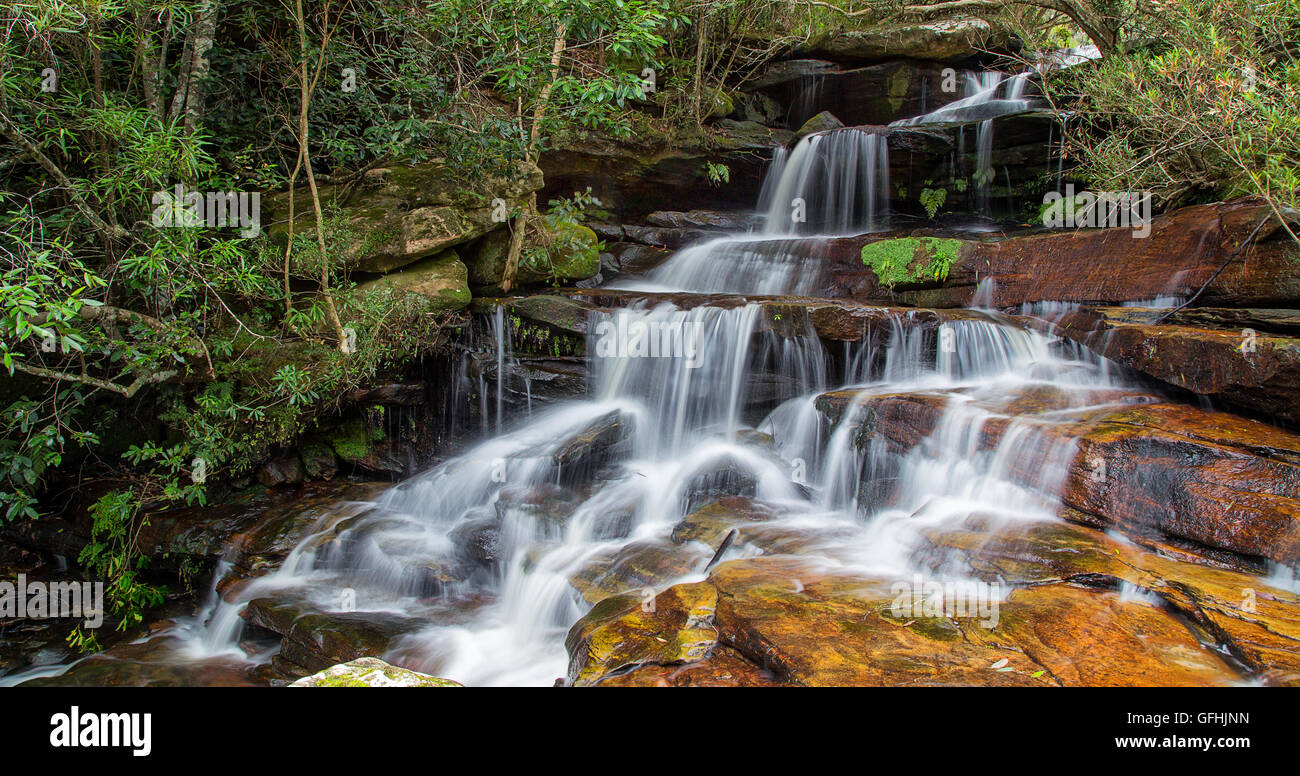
(327, 418, 386, 465)
(519, 221, 601, 285)
(289, 657, 462, 687)
(299, 439, 339, 480)
(860, 236, 964, 289)
(353, 250, 472, 312)
(791, 110, 844, 145)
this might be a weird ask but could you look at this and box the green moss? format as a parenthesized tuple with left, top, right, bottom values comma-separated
(329, 418, 384, 463)
(860, 237, 963, 288)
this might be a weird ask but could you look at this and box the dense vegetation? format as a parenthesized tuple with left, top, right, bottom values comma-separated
(2, 0, 1297, 646)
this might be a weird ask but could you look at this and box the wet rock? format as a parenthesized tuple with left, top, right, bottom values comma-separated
(327, 418, 399, 474)
(17, 635, 273, 686)
(744, 58, 840, 91)
(972, 584, 1241, 687)
(298, 440, 339, 481)
(256, 456, 304, 488)
(565, 582, 721, 686)
(671, 497, 780, 547)
(591, 646, 782, 687)
(760, 60, 971, 127)
(815, 385, 1300, 565)
(494, 484, 582, 530)
(922, 520, 1300, 683)
(706, 556, 1238, 686)
(289, 657, 461, 687)
(449, 517, 501, 567)
(600, 242, 674, 277)
(621, 224, 727, 250)
(346, 381, 428, 406)
(243, 597, 426, 676)
(710, 557, 1051, 686)
(790, 110, 844, 144)
(498, 294, 595, 336)
(794, 200, 1300, 307)
(568, 540, 709, 605)
(549, 409, 631, 481)
(1043, 307, 1300, 423)
(645, 210, 763, 232)
(539, 123, 790, 221)
(1060, 403, 1300, 565)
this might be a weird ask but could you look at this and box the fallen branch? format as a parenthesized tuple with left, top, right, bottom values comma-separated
(13, 362, 180, 399)
(1154, 215, 1274, 323)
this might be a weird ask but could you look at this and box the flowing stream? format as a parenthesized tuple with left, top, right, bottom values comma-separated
(4, 64, 1154, 687)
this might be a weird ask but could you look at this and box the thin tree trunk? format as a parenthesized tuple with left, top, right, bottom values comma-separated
(292, 0, 347, 349)
(501, 22, 567, 294)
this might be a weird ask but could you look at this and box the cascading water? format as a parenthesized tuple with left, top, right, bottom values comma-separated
(761, 128, 891, 235)
(5, 55, 1170, 689)
(892, 70, 1036, 217)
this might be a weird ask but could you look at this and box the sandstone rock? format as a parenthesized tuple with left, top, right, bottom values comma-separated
(267, 161, 542, 274)
(790, 110, 845, 144)
(565, 582, 721, 685)
(922, 520, 1300, 683)
(814, 385, 1300, 565)
(796, 19, 1008, 63)
(243, 597, 426, 676)
(709, 557, 1052, 686)
(1041, 307, 1300, 423)
(568, 554, 1245, 686)
(761, 200, 1297, 307)
(353, 250, 471, 313)
(345, 382, 428, 406)
(539, 123, 790, 220)
(568, 539, 709, 605)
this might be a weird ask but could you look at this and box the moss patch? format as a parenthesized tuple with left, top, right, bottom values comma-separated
(861, 237, 963, 288)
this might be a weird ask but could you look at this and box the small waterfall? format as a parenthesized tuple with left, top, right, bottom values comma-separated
(762, 128, 890, 235)
(893, 71, 1035, 218)
(620, 236, 829, 295)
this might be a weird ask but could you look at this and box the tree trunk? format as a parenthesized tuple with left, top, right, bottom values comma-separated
(501, 21, 567, 294)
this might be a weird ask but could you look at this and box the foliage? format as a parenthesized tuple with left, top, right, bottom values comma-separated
(861, 237, 962, 288)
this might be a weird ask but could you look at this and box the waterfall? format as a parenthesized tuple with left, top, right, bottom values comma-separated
(762, 128, 891, 235)
(892, 70, 1036, 218)
(10, 55, 1174, 690)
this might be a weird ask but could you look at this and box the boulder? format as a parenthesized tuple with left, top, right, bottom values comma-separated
(565, 582, 721, 686)
(289, 657, 461, 687)
(353, 250, 471, 313)
(243, 597, 425, 676)
(256, 456, 304, 488)
(790, 110, 845, 144)
(796, 19, 1009, 63)
(267, 161, 542, 275)
(1040, 307, 1300, 423)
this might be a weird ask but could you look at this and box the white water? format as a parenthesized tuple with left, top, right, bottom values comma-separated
(3, 61, 1176, 688)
